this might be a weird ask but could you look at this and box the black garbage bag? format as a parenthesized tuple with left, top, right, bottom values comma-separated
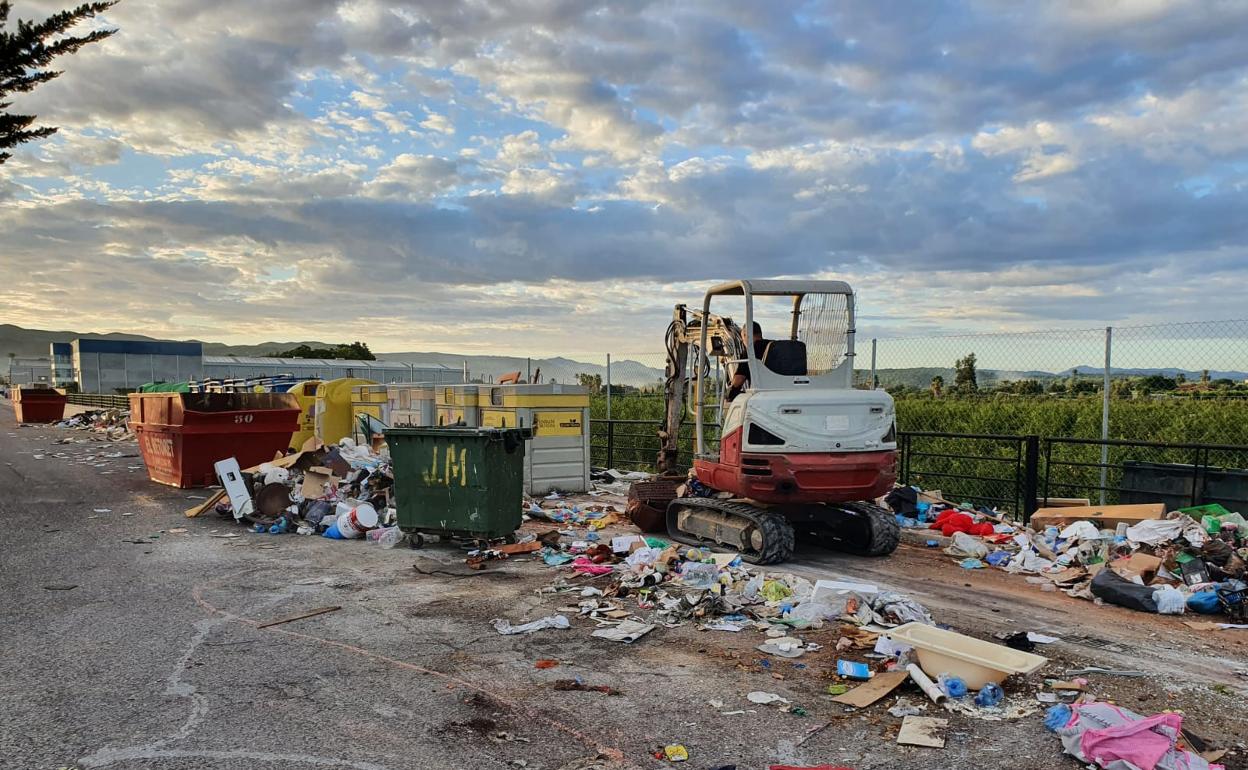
(1090, 569, 1158, 613)
(886, 486, 919, 516)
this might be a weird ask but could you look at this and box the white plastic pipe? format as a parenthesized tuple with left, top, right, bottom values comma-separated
(907, 663, 947, 706)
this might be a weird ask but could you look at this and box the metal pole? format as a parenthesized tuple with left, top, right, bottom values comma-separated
(526, 357, 531, 383)
(1099, 326, 1112, 505)
(606, 353, 612, 420)
(870, 338, 878, 389)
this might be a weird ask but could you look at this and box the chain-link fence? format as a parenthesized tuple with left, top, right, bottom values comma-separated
(483, 318, 1248, 446)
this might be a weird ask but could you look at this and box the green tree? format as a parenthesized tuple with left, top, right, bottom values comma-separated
(269, 342, 375, 360)
(930, 375, 944, 398)
(1, 1, 118, 163)
(575, 372, 602, 393)
(953, 353, 977, 394)
(1138, 374, 1177, 393)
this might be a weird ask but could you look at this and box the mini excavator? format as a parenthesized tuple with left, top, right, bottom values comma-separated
(634, 279, 900, 564)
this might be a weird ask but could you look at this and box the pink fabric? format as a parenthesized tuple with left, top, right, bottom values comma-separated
(570, 557, 613, 575)
(1079, 711, 1183, 770)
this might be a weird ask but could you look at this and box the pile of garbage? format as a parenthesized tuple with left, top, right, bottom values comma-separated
(887, 486, 1247, 622)
(197, 438, 402, 545)
(53, 408, 133, 441)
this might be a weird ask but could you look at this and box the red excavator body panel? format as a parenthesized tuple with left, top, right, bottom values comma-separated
(694, 426, 896, 505)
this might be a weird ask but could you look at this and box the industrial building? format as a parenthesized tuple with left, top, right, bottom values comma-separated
(73, 339, 204, 393)
(50, 337, 464, 393)
(201, 356, 462, 385)
(5, 356, 51, 386)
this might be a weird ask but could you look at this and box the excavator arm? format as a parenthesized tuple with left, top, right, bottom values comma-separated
(656, 304, 743, 474)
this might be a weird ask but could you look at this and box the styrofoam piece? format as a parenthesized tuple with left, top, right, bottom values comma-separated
(811, 579, 879, 608)
(885, 622, 1048, 690)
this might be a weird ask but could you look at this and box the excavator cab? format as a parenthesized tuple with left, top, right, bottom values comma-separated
(648, 280, 900, 564)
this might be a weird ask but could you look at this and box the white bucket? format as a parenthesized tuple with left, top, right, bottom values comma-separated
(335, 502, 379, 539)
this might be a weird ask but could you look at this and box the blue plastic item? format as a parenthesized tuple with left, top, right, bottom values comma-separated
(836, 660, 872, 680)
(925, 540, 939, 548)
(975, 682, 1004, 707)
(938, 674, 968, 698)
(1187, 590, 1221, 614)
(1044, 703, 1073, 732)
(322, 522, 344, 539)
(985, 550, 1011, 566)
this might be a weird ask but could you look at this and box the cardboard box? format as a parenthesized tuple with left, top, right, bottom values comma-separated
(1030, 503, 1165, 529)
(1111, 552, 1162, 583)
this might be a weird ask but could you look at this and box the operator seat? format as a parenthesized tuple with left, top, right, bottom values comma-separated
(761, 340, 808, 376)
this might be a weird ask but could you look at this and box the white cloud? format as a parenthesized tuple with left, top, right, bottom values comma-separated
(419, 112, 455, 135)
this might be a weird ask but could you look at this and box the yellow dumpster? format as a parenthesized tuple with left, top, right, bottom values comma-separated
(314, 377, 376, 444)
(388, 383, 435, 427)
(435, 384, 479, 427)
(478, 384, 590, 494)
(287, 380, 322, 450)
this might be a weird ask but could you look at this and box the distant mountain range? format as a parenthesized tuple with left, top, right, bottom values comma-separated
(0, 324, 664, 387)
(872, 365, 1248, 390)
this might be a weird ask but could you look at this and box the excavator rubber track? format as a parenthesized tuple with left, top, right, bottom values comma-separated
(794, 501, 900, 557)
(665, 497, 796, 565)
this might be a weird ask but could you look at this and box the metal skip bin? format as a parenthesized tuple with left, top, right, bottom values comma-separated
(314, 377, 376, 445)
(478, 384, 590, 494)
(129, 392, 301, 488)
(12, 387, 67, 423)
(387, 383, 436, 428)
(435, 384, 479, 427)
(386, 426, 531, 542)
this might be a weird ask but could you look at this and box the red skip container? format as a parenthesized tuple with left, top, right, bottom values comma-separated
(12, 387, 67, 423)
(129, 392, 301, 488)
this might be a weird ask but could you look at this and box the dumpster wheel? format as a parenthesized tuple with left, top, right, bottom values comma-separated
(407, 532, 424, 550)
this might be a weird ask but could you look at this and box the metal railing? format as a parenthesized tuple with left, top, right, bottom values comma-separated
(590, 419, 1248, 520)
(66, 393, 130, 409)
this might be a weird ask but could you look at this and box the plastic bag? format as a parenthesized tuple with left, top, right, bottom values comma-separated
(1152, 585, 1186, 615)
(1090, 569, 1157, 613)
(944, 531, 989, 559)
(1186, 590, 1220, 614)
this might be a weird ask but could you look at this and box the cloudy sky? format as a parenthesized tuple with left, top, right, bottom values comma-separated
(2, 0, 1247, 356)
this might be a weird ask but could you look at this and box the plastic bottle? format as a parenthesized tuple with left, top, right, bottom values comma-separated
(974, 682, 1003, 707)
(1043, 525, 1060, 549)
(937, 673, 968, 698)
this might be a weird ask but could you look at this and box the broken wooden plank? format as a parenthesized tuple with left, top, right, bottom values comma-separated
(830, 669, 909, 708)
(256, 605, 342, 629)
(184, 489, 225, 518)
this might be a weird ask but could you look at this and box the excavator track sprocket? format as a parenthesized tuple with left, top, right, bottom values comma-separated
(665, 497, 796, 565)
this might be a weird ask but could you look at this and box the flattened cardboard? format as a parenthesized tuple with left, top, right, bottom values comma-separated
(830, 669, 908, 708)
(1030, 503, 1165, 529)
(897, 716, 947, 748)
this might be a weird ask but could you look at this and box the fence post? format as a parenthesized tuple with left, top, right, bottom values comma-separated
(1023, 435, 1040, 522)
(606, 420, 615, 470)
(606, 353, 612, 420)
(1100, 326, 1112, 505)
(870, 338, 877, 388)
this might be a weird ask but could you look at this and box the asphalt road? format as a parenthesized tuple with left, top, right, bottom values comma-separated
(2, 401, 1245, 770)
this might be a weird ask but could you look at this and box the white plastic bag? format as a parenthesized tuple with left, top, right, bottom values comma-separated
(1153, 585, 1186, 615)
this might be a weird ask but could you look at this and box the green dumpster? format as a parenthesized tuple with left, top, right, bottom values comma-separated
(386, 426, 532, 544)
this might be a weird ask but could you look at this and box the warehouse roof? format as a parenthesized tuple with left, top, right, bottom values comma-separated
(202, 356, 456, 370)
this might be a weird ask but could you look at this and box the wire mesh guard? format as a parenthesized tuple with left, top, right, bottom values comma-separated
(797, 292, 851, 375)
